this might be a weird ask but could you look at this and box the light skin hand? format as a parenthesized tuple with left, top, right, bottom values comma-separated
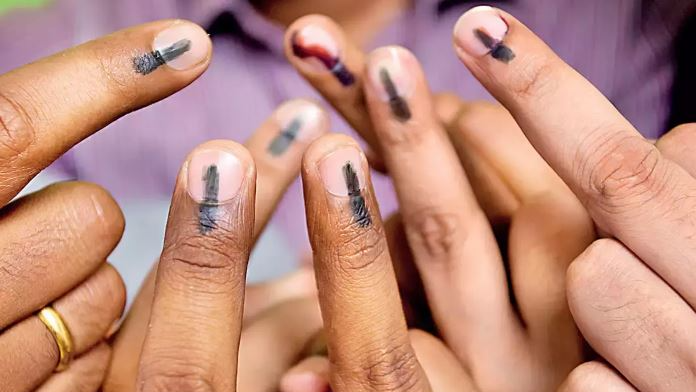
(0, 18, 213, 392)
(283, 14, 595, 392)
(452, 5, 696, 391)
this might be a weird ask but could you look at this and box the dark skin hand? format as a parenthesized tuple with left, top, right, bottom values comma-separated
(0, 19, 212, 392)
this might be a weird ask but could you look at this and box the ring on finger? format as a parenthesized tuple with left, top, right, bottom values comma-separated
(38, 306, 73, 372)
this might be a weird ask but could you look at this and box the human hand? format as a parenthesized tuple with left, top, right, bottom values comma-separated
(103, 98, 330, 392)
(282, 16, 595, 392)
(451, 5, 696, 391)
(0, 19, 213, 391)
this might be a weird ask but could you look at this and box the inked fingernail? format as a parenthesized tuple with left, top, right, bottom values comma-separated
(453, 6, 515, 63)
(187, 149, 243, 233)
(319, 147, 371, 228)
(290, 25, 355, 86)
(268, 100, 329, 156)
(134, 21, 210, 75)
(368, 47, 414, 122)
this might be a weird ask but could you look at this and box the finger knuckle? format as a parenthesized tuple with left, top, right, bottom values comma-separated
(335, 223, 388, 274)
(354, 342, 422, 392)
(377, 117, 432, 148)
(580, 132, 665, 211)
(138, 369, 214, 392)
(403, 207, 463, 262)
(566, 239, 625, 301)
(160, 233, 246, 289)
(0, 89, 36, 167)
(507, 54, 557, 100)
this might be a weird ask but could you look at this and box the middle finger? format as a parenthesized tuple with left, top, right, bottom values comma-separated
(363, 45, 524, 375)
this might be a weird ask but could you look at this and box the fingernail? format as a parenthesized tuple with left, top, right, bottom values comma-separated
(367, 47, 414, 122)
(290, 25, 355, 86)
(319, 146, 371, 227)
(280, 372, 330, 392)
(134, 21, 210, 75)
(186, 149, 243, 204)
(453, 6, 515, 63)
(268, 100, 329, 156)
(105, 319, 122, 339)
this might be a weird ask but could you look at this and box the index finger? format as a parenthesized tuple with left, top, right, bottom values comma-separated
(302, 134, 431, 392)
(0, 19, 211, 205)
(452, 6, 696, 307)
(283, 15, 382, 158)
(137, 141, 256, 391)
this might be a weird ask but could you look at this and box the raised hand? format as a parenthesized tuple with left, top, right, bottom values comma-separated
(452, 5, 696, 391)
(0, 19, 212, 392)
(282, 15, 595, 392)
(104, 98, 330, 392)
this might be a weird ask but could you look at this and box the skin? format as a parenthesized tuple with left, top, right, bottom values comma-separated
(104, 98, 330, 391)
(283, 15, 595, 392)
(0, 19, 212, 391)
(449, 6, 696, 391)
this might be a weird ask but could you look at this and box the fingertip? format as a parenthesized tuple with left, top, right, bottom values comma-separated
(302, 133, 363, 172)
(280, 371, 330, 392)
(280, 356, 331, 392)
(182, 140, 256, 205)
(453, 6, 513, 63)
(267, 99, 330, 156)
(284, 15, 356, 86)
(137, 19, 212, 75)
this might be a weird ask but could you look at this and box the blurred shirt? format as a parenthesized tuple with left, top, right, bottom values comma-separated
(0, 0, 692, 300)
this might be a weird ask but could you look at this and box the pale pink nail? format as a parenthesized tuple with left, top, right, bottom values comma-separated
(290, 24, 355, 86)
(135, 21, 210, 74)
(367, 46, 415, 121)
(268, 99, 329, 156)
(453, 6, 515, 62)
(187, 150, 243, 204)
(319, 147, 366, 197)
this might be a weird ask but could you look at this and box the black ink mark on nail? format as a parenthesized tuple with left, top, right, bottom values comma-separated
(199, 165, 220, 234)
(342, 162, 371, 228)
(474, 28, 515, 63)
(291, 31, 355, 86)
(379, 68, 411, 122)
(268, 117, 303, 156)
(133, 39, 192, 75)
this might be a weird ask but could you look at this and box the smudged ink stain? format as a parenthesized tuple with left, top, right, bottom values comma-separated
(268, 117, 303, 156)
(133, 39, 192, 75)
(379, 68, 411, 122)
(342, 162, 371, 228)
(199, 165, 220, 234)
(474, 28, 515, 63)
(291, 31, 355, 86)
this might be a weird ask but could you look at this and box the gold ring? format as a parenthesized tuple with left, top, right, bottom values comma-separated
(38, 306, 73, 372)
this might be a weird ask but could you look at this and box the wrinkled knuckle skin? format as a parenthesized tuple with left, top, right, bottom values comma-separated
(335, 223, 388, 273)
(581, 133, 664, 211)
(567, 239, 624, 301)
(507, 54, 557, 100)
(0, 90, 36, 167)
(403, 208, 461, 262)
(160, 232, 247, 289)
(138, 370, 215, 392)
(566, 239, 627, 316)
(353, 343, 423, 392)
